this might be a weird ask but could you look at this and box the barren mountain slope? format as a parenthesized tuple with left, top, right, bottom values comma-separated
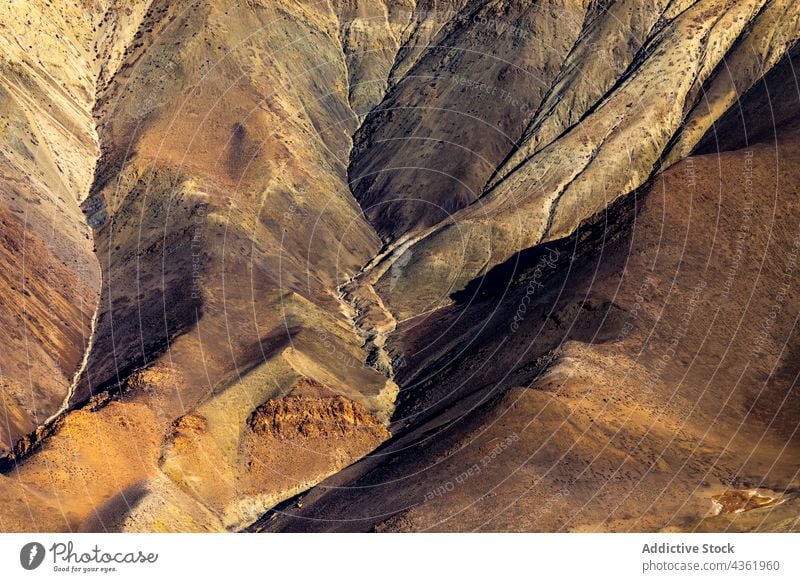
(348, 0, 589, 239)
(1, 0, 469, 532)
(366, 0, 800, 321)
(260, 121, 800, 532)
(0, 0, 798, 534)
(0, 0, 153, 455)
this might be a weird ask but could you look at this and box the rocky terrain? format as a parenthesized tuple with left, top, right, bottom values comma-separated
(0, 0, 798, 533)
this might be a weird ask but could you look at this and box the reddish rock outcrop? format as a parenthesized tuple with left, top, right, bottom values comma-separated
(249, 395, 388, 441)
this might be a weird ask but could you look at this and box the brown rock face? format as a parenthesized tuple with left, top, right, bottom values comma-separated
(249, 395, 389, 441)
(1, 1, 799, 533)
(229, 392, 388, 529)
(711, 490, 786, 515)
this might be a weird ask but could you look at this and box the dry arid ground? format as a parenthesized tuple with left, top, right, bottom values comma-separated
(0, 0, 799, 533)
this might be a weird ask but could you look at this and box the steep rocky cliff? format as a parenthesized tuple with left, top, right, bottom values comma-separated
(0, 0, 152, 455)
(1, 0, 798, 533)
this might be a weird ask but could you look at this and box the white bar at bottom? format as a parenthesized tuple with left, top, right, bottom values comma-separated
(1, 533, 797, 581)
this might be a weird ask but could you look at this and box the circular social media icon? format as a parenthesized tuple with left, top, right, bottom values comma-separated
(20, 542, 46, 570)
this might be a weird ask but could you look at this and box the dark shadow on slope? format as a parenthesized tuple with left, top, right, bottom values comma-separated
(389, 189, 644, 432)
(76, 166, 206, 405)
(78, 481, 150, 532)
(693, 44, 800, 155)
